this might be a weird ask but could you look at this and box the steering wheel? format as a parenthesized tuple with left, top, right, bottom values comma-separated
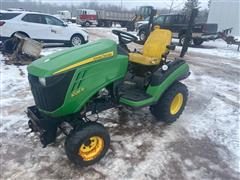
(112, 29, 138, 44)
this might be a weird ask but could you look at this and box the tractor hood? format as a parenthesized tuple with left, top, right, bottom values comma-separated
(27, 39, 117, 77)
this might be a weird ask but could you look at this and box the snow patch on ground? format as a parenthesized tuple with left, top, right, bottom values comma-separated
(174, 39, 240, 60)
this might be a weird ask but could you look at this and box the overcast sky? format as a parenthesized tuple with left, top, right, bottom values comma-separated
(30, 0, 210, 10)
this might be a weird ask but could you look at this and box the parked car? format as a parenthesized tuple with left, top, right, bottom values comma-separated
(0, 10, 89, 46)
(137, 14, 218, 46)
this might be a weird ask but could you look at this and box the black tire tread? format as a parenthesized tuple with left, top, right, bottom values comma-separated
(150, 81, 188, 123)
(179, 34, 186, 46)
(65, 122, 110, 167)
(139, 30, 147, 42)
(193, 39, 204, 46)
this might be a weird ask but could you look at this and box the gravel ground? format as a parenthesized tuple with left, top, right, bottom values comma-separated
(1, 27, 240, 180)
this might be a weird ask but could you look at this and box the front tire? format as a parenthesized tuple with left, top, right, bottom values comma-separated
(179, 34, 193, 46)
(70, 34, 84, 46)
(179, 34, 186, 46)
(85, 21, 90, 27)
(150, 81, 188, 123)
(65, 122, 110, 167)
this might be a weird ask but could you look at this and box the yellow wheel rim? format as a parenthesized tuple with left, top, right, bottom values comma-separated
(170, 93, 184, 115)
(79, 136, 104, 161)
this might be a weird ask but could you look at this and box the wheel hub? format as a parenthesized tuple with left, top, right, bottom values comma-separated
(79, 136, 104, 161)
(72, 37, 81, 46)
(170, 93, 183, 115)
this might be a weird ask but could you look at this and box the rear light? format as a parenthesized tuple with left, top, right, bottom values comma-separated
(0, 21, 5, 26)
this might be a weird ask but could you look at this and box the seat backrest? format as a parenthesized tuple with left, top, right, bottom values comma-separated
(143, 26, 172, 58)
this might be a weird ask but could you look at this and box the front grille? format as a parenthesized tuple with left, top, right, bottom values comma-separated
(28, 70, 75, 112)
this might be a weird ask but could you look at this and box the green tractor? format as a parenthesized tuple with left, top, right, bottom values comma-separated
(27, 25, 190, 166)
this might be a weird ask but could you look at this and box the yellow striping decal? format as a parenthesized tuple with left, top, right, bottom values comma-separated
(53, 51, 114, 75)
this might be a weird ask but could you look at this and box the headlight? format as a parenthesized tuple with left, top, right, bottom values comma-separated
(39, 77, 46, 86)
(37, 72, 70, 87)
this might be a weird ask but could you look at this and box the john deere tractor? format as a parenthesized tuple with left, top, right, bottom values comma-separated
(27, 25, 189, 166)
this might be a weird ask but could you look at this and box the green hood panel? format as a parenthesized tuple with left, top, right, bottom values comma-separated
(27, 39, 117, 77)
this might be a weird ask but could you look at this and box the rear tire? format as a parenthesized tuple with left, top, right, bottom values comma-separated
(97, 21, 104, 27)
(193, 39, 204, 46)
(179, 34, 193, 46)
(104, 21, 112, 27)
(65, 122, 110, 167)
(150, 81, 188, 123)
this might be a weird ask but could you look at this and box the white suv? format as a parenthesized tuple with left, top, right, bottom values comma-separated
(0, 10, 89, 46)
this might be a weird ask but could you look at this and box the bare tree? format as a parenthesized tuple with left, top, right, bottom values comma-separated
(182, 0, 200, 16)
(208, 0, 212, 9)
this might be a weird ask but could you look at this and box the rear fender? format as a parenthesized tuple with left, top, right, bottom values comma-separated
(147, 60, 189, 102)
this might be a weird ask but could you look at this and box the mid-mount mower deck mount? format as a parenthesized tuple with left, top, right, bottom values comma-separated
(26, 8, 190, 167)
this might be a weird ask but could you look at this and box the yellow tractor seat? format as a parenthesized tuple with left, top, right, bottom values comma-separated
(129, 26, 172, 66)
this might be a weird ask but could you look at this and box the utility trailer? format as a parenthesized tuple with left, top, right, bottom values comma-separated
(76, 9, 134, 27)
(218, 28, 240, 51)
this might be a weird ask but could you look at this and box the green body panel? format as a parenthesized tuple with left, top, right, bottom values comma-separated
(27, 39, 129, 117)
(43, 55, 128, 117)
(119, 63, 189, 107)
(27, 39, 117, 77)
(45, 55, 128, 117)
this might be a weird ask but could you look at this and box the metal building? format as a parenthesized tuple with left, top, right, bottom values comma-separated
(207, 0, 240, 36)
